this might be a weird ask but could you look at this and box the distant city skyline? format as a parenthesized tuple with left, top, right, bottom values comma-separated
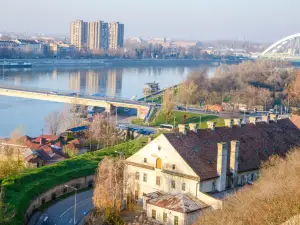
(0, 0, 299, 42)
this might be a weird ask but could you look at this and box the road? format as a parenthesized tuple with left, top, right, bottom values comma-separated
(27, 190, 93, 225)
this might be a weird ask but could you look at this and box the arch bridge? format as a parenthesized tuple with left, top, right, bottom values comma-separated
(260, 33, 300, 61)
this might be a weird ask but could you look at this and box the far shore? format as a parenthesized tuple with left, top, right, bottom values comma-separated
(0, 58, 245, 69)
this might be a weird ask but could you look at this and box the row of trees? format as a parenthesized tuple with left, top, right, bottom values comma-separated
(177, 60, 299, 110)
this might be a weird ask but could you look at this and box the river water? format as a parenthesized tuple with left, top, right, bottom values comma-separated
(0, 65, 216, 137)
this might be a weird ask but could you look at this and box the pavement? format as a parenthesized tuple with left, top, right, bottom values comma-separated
(27, 189, 93, 225)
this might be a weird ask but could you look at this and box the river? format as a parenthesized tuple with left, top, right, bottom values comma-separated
(0, 65, 216, 137)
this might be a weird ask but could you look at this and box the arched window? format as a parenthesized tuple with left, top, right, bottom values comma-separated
(156, 158, 162, 169)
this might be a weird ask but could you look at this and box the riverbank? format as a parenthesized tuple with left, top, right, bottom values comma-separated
(1, 58, 244, 69)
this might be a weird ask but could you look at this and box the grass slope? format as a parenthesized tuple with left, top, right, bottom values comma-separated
(1, 137, 148, 225)
(196, 149, 300, 225)
(152, 111, 224, 128)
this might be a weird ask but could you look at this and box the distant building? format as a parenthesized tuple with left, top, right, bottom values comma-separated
(108, 22, 124, 49)
(70, 20, 124, 50)
(48, 42, 76, 56)
(87, 21, 109, 51)
(0, 40, 18, 48)
(14, 39, 45, 55)
(70, 20, 88, 49)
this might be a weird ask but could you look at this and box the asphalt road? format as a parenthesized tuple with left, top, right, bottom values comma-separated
(27, 189, 93, 225)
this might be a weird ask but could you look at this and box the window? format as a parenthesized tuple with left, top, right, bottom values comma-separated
(212, 181, 216, 192)
(144, 158, 147, 163)
(251, 173, 254, 181)
(152, 209, 156, 219)
(156, 176, 161, 186)
(172, 164, 176, 170)
(135, 172, 140, 180)
(143, 173, 148, 182)
(156, 158, 162, 169)
(174, 216, 179, 225)
(171, 180, 175, 189)
(163, 212, 167, 222)
(182, 183, 186, 191)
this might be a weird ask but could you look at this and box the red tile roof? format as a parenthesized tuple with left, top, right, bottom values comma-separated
(163, 119, 300, 181)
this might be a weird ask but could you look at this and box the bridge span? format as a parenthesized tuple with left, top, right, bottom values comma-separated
(0, 85, 152, 119)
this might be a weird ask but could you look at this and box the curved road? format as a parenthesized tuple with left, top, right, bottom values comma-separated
(27, 190, 93, 225)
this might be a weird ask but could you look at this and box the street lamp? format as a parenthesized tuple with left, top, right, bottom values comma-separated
(173, 116, 176, 128)
(64, 185, 78, 225)
(116, 107, 118, 125)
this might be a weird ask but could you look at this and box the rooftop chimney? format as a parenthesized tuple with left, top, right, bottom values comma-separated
(262, 115, 270, 124)
(189, 123, 198, 133)
(249, 117, 257, 125)
(207, 121, 216, 131)
(270, 114, 278, 123)
(217, 142, 228, 192)
(224, 119, 233, 128)
(40, 137, 45, 145)
(234, 118, 242, 127)
(178, 124, 188, 135)
(230, 140, 240, 175)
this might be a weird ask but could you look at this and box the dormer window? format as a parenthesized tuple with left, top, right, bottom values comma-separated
(144, 158, 147, 163)
(172, 165, 176, 170)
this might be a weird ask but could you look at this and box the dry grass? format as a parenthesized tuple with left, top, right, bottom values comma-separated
(196, 148, 300, 225)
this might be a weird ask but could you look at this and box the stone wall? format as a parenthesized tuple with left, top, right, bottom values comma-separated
(24, 175, 95, 224)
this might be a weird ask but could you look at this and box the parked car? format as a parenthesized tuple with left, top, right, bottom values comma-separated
(68, 92, 77, 96)
(48, 91, 58, 95)
(177, 106, 186, 111)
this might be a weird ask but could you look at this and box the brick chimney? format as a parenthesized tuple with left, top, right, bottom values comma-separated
(189, 123, 198, 133)
(234, 118, 242, 127)
(262, 115, 270, 124)
(178, 124, 188, 135)
(207, 121, 216, 131)
(249, 117, 257, 125)
(216, 142, 228, 192)
(224, 119, 233, 128)
(270, 114, 278, 123)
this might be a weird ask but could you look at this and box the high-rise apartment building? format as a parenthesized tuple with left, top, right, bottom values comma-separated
(108, 22, 124, 50)
(87, 21, 108, 51)
(70, 20, 124, 50)
(70, 20, 88, 49)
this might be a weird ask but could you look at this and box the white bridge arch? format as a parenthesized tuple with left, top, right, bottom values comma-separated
(261, 33, 300, 58)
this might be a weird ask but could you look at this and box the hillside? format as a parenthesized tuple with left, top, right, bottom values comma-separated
(196, 148, 300, 225)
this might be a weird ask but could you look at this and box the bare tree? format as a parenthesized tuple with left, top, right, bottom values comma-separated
(45, 111, 64, 135)
(177, 80, 198, 108)
(93, 157, 124, 221)
(161, 89, 174, 122)
(89, 114, 118, 148)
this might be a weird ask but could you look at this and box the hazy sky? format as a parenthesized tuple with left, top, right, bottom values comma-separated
(0, 0, 299, 42)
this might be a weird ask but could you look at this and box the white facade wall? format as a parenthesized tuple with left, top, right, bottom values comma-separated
(147, 204, 185, 225)
(125, 135, 200, 200)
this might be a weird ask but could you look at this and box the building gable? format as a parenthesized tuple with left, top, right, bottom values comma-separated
(126, 134, 199, 179)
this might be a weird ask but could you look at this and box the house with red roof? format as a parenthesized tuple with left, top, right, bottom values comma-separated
(124, 115, 300, 225)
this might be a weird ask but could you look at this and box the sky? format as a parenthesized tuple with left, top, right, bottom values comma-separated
(0, 0, 299, 42)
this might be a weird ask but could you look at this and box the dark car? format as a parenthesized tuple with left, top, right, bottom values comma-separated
(177, 106, 186, 111)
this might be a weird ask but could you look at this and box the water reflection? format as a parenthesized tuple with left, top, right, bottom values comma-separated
(0, 65, 216, 136)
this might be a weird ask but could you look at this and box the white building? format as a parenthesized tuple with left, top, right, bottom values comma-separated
(14, 39, 45, 55)
(124, 116, 300, 225)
